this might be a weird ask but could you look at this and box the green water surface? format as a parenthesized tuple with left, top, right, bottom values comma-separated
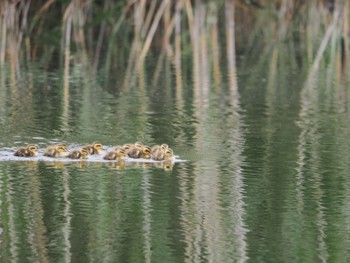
(0, 50, 350, 263)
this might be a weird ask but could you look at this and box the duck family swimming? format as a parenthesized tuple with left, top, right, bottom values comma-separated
(105, 142, 172, 161)
(13, 141, 175, 161)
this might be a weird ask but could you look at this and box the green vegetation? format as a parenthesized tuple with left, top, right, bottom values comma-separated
(0, 0, 348, 80)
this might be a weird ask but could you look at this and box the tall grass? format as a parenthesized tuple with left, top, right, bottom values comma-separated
(0, 0, 348, 85)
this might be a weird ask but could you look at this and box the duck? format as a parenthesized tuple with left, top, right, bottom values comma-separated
(43, 144, 69, 158)
(127, 142, 151, 159)
(151, 143, 168, 155)
(152, 147, 174, 161)
(122, 143, 133, 152)
(140, 146, 152, 159)
(82, 142, 103, 155)
(164, 148, 174, 160)
(126, 142, 143, 158)
(14, 144, 38, 157)
(67, 148, 89, 159)
(103, 148, 126, 160)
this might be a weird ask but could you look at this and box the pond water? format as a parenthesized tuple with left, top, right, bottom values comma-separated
(1, 50, 350, 263)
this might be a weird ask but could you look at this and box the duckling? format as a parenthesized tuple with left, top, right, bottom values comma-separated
(55, 143, 68, 150)
(164, 148, 174, 161)
(160, 143, 169, 151)
(127, 142, 145, 158)
(151, 143, 169, 154)
(151, 144, 168, 154)
(151, 144, 169, 159)
(152, 147, 174, 161)
(43, 144, 69, 158)
(122, 143, 133, 152)
(67, 148, 89, 159)
(103, 148, 126, 160)
(127, 142, 152, 159)
(82, 142, 103, 155)
(140, 146, 152, 159)
(14, 144, 38, 157)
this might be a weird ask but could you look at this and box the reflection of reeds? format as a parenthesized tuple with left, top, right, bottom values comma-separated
(62, 5, 72, 133)
(27, 163, 49, 263)
(225, 0, 237, 95)
(62, 168, 72, 263)
(142, 172, 152, 263)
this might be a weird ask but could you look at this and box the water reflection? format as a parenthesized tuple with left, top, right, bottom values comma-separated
(141, 171, 152, 263)
(174, 2, 248, 261)
(62, 168, 71, 263)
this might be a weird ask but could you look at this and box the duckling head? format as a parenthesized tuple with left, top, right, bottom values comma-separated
(56, 145, 69, 157)
(164, 148, 174, 160)
(81, 148, 89, 159)
(56, 144, 68, 151)
(57, 145, 67, 152)
(27, 144, 38, 156)
(134, 142, 144, 149)
(161, 144, 169, 151)
(117, 148, 126, 159)
(141, 146, 151, 159)
(123, 144, 133, 152)
(83, 142, 103, 155)
(93, 142, 103, 154)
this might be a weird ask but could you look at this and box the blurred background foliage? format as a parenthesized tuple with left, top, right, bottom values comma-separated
(0, 0, 348, 81)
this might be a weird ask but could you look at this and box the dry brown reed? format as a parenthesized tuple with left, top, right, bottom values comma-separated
(0, 0, 349, 94)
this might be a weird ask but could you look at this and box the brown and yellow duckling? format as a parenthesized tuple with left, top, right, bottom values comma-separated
(127, 142, 151, 159)
(67, 148, 89, 159)
(43, 144, 69, 158)
(151, 144, 168, 155)
(122, 143, 133, 152)
(152, 148, 174, 161)
(141, 146, 152, 159)
(151, 143, 169, 160)
(103, 148, 127, 160)
(82, 142, 103, 155)
(14, 144, 38, 157)
(125, 142, 142, 158)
